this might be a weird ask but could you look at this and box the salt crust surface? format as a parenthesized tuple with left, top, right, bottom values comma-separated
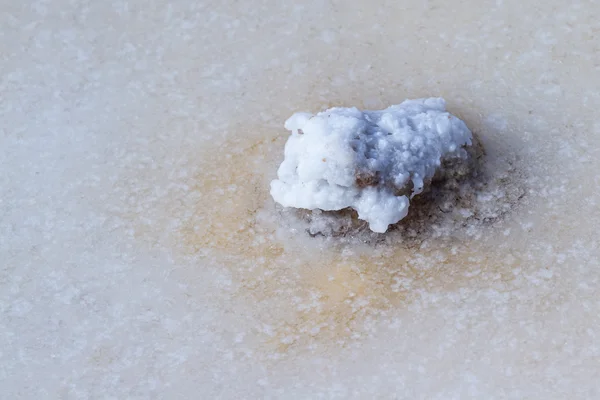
(4, 1, 600, 398)
(270, 98, 472, 232)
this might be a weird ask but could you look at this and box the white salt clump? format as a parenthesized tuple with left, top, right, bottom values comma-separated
(270, 98, 473, 233)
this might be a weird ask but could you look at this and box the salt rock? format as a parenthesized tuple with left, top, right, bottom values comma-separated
(270, 98, 473, 233)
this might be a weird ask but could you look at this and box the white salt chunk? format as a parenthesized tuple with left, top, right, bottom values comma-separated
(270, 98, 473, 233)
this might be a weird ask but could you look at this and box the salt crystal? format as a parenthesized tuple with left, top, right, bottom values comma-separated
(270, 98, 473, 232)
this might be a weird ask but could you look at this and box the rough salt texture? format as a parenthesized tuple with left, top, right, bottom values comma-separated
(3, 0, 600, 399)
(270, 98, 472, 232)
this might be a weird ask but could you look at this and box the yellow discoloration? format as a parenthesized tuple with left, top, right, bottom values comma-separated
(115, 126, 527, 356)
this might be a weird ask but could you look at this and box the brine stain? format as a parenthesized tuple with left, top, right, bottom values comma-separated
(117, 125, 529, 357)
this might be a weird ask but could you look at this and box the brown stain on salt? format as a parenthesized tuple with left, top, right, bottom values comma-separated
(155, 128, 526, 355)
(111, 119, 528, 357)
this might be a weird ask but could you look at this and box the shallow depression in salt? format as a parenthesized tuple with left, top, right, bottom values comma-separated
(2, 0, 600, 399)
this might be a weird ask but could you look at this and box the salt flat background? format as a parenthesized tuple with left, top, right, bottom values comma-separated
(2, 0, 600, 398)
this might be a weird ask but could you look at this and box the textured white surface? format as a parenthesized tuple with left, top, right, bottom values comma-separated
(2, 0, 600, 399)
(271, 98, 472, 232)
